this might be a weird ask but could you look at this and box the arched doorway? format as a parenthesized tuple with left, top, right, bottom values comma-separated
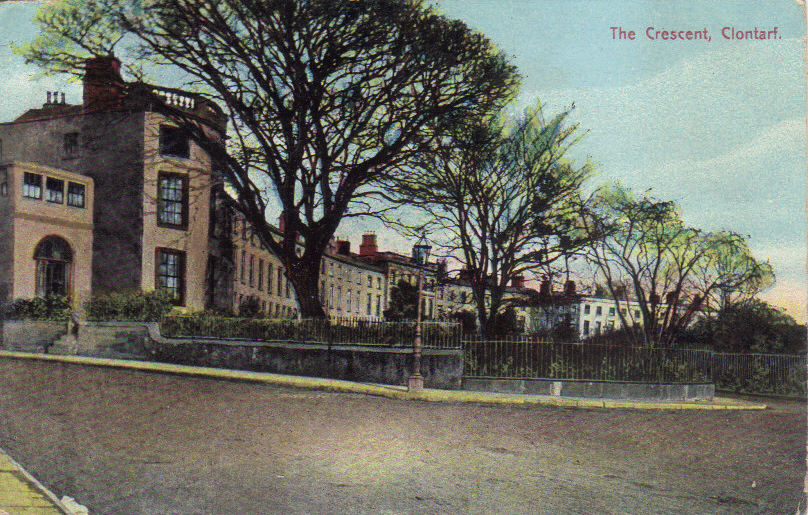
(34, 236, 73, 297)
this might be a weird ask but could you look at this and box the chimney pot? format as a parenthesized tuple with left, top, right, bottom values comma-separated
(46, 92, 52, 105)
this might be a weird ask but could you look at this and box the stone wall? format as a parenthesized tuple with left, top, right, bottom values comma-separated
(0, 320, 66, 352)
(463, 377, 715, 401)
(153, 339, 464, 390)
(40, 321, 464, 389)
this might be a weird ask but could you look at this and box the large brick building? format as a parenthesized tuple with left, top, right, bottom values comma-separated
(0, 57, 530, 324)
(0, 57, 226, 311)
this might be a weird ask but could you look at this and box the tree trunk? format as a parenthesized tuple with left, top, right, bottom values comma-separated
(286, 257, 326, 319)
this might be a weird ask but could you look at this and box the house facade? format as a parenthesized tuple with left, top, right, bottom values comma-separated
(1, 57, 534, 326)
(0, 57, 226, 311)
(0, 162, 94, 304)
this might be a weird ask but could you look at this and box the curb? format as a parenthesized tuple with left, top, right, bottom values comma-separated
(0, 350, 767, 410)
(0, 446, 73, 515)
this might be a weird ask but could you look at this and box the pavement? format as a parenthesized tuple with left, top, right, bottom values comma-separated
(0, 350, 768, 514)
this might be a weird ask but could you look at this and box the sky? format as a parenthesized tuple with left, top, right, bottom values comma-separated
(0, 0, 805, 321)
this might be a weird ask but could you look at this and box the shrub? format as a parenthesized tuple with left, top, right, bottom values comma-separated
(85, 289, 175, 321)
(1, 295, 71, 321)
(238, 295, 263, 318)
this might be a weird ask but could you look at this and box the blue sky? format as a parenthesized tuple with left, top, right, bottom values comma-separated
(0, 0, 805, 321)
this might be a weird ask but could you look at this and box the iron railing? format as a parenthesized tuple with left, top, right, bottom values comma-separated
(160, 315, 462, 349)
(712, 352, 807, 396)
(463, 339, 712, 383)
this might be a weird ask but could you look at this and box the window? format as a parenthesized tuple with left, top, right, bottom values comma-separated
(329, 285, 334, 307)
(346, 268, 352, 282)
(285, 279, 291, 298)
(584, 304, 591, 314)
(157, 172, 188, 228)
(357, 272, 362, 285)
(258, 259, 264, 291)
(67, 182, 85, 207)
(367, 274, 372, 287)
(346, 289, 352, 312)
(22, 172, 42, 199)
(34, 236, 72, 298)
(595, 321, 601, 334)
(356, 292, 361, 313)
(595, 306, 602, 316)
(277, 268, 283, 295)
(159, 125, 190, 159)
(240, 251, 246, 283)
(63, 132, 79, 156)
(0, 167, 7, 196)
(583, 320, 590, 335)
(376, 277, 382, 290)
(634, 310, 641, 319)
(249, 255, 255, 287)
(267, 263, 273, 293)
(337, 286, 342, 310)
(45, 177, 64, 204)
(608, 307, 615, 316)
(156, 248, 186, 305)
(376, 295, 382, 317)
(329, 262, 334, 277)
(367, 293, 372, 315)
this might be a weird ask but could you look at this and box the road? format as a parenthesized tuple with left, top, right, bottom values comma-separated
(0, 358, 804, 515)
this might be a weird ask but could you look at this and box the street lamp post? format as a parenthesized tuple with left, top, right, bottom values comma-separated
(408, 234, 431, 391)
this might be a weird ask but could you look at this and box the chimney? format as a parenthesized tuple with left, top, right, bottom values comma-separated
(540, 280, 552, 297)
(512, 275, 525, 288)
(83, 56, 125, 111)
(564, 280, 576, 296)
(458, 268, 472, 282)
(337, 240, 351, 256)
(359, 233, 377, 257)
(45, 92, 52, 105)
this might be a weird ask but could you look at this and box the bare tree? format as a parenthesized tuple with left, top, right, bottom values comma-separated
(18, 0, 520, 317)
(582, 184, 774, 347)
(386, 106, 594, 338)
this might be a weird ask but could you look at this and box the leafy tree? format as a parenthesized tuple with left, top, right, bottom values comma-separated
(383, 279, 419, 321)
(19, 0, 520, 318)
(386, 106, 594, 338)
(685, 299, 806, 354)
(450, 309, 478, 334)
(582, 184, 774, 347)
